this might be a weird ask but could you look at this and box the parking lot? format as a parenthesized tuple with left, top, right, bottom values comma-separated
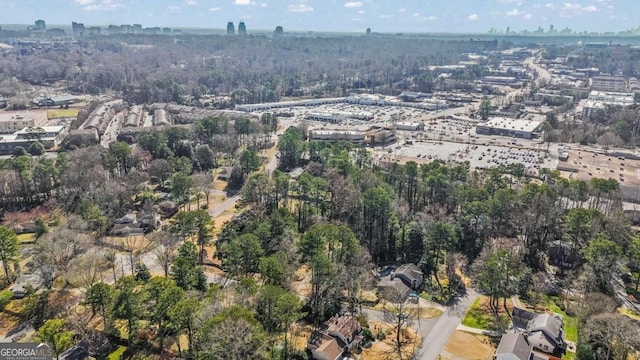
(253, 101, 559, 174)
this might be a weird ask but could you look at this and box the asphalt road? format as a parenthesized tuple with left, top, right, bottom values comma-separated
(361, 289, 479, 360)
(416, 288, 480, 360)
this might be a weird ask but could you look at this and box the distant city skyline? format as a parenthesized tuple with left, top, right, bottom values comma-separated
(2, 0, 639, 34)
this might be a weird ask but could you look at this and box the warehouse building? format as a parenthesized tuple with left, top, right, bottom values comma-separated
(475, 117, 541, 139)
(0, 112, 48, 134)
(38, 95, 80, 107)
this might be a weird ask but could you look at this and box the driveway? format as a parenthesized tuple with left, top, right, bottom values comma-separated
(416, 288, 480, 360)
(361, 289, 480, 360)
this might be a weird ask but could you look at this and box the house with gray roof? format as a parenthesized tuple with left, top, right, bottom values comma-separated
(9, 274, 43, 298)
(377, 263, 423, 301)
(496, 332, 533, 360)
(525, 313, 567, 356)
(510, 307, 567, 357)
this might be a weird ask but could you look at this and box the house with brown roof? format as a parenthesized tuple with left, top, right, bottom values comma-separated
(307, 315, 363, 360)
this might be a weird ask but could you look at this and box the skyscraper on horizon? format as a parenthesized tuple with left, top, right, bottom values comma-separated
(226, 22, 235, 35)
(274, 25, 284, 38)
(238, 21, 247, 36)
(34, 19, 46, 31)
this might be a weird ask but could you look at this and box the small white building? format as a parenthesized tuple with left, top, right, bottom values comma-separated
(396, 121, 425, 131)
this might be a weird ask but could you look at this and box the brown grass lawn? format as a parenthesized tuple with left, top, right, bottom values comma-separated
(441, 330, 495, 360)
(0, 299, 25, 337)
(291, 265, 312, 299)
(361, 322, 421, 360)
(288, 324, 314, 351)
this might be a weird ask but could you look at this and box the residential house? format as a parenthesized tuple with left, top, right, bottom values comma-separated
(109, 223, 145, 237)
(9, 274, 44, 298)
(525, 313, 567, 356)
(137, 212, 161, 230)
(547, 241, 581, 269)
(378, 263, 424, 301)
(158, 201, 178, 218)
(511, 308, 567, 357)
(217, 166, 233, 181)
(307, 315, 363, 360)
(496, 332, 533, 360)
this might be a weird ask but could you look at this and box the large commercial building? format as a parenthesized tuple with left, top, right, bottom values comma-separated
(0, 125, 68, 155)
(0, 112, 48, 134)
(475, 117, 541, 139)
(366, 127, 396, 145)
(587, 90, 635, 105)
(234, 93, 448, 112)
(591, 75, 627, 92)
(304, 111, 373, 123)
(309, 130, 365, 144)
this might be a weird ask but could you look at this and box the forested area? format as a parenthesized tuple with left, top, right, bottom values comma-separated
(0, 35, 499, 105)
(0, 114, 638, 357)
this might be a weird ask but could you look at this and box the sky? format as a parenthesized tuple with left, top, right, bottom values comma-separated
(2, 0, 639, 34)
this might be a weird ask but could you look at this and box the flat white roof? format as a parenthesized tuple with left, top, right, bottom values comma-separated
(481, 117, 541, 133)
(14, 125, 65, 134)
(396, 121, 422, 126)
(311, 130, 364, 136)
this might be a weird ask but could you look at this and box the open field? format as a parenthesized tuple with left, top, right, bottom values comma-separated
(441, 330, 495, 360)
(47, 109, 79, 119)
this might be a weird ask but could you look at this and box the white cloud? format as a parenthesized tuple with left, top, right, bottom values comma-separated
(288, 3, 313, 12)
(544, 2, 555, 9)
(167, 5, 181, 11)
(561, 2, 598, 15)
(398, 8, 406, 13)
(184, 0, 197, 5)
(83, 0, 122, 11)
(209, 6, 221, 11)
(497, 0, 522, 4)
(234, 0, 255, 5)
(357, 9, 364, 14)
(260, 3, 267, 7)
(379, 14, 390, 18)
(344, 1, 363, 8)
(413, 12, 421, 17)
(467, 13, 478, 21)
(74, 0, 94, 4)
(505, 8, 521, 16)
(523, 13, 533, 19)
(427, 16, 437, 20)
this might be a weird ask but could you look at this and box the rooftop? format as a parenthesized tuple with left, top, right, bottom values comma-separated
(14, 125, 65, 135)
(0, 111, 47, 123)
(480, 117, 542, 133)
(496, 332, 533, 360)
